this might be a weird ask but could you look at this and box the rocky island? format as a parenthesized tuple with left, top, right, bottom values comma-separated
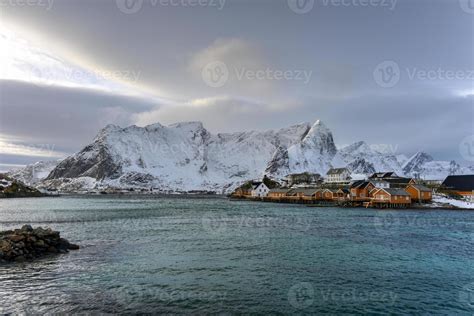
(0, 225, 79, 263)
(0, 174, 44, 198)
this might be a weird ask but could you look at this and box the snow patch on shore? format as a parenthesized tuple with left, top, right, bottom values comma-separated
(432, 194, 474, 209)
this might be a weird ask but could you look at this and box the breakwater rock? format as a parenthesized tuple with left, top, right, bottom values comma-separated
(0, 225, 79, 263)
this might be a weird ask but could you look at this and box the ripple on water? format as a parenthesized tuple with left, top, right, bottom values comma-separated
(0, 196, 473, 314)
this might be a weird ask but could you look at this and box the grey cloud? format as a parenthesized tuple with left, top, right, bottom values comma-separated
(0, 80, 158, 154)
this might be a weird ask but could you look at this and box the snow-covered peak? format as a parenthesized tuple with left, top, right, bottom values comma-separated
(145, 123, 164, 130)
(339, 141, 372, 156)
(98, 124, 122, 135)
(7, 160, 60, 185)
(33, 119, 473, 193)
(402, 152, 434, 173)
(169, 121, 205, 131)
(301, 120, 335, 149)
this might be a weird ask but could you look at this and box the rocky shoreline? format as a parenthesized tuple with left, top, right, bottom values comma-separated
(0, 225, 79, 263)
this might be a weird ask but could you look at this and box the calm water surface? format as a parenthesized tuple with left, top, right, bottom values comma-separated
(0, 195, 473, 314)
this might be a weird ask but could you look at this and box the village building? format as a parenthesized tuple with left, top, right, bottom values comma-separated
(334, 188, 350, 201)
(442, 175, 474, 200)
(267, 188, 288, 199)
(325, 168, 351, 184)
(321, 189, 338, 200)
(250, 182, 270, 197)
(369, 180, 390, 189)
(286, 188, 309, 199)
(369, 172, 399, 180)
(286, 173, 322, 186)
(232, 186, 251, 197)
(302, 189, 323, 200)
(349, 181, 376, 201)
(370, 188, 411, 207)
(405, 184, 432, 203)
(383, 177, 416, 188)
(419, 179, 443, 186)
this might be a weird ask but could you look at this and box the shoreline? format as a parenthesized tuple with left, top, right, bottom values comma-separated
(2, 192, 472, 211)
(229, 196, 474, 211)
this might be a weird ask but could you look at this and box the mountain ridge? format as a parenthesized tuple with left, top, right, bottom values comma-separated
(8, 120, 474, 192)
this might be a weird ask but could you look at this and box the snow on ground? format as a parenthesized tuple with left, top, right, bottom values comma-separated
(432, 194, 474, 209)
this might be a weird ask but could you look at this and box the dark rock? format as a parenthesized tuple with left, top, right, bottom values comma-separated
(0, 226, 79, 263)
(47, 246, 57, 253)
(68, 243, 80, 250)
(9, 235, 25, 242)
(34, 240, 46, 248)
(21, 225, 33, 232)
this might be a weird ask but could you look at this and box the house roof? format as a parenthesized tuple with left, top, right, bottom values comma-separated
(369, 172, 397, 179)
(288, 188, 314, 194)
(350, 180, 366, 188)
(409, 184, 431, 192)
(383, 178, 414, 185)
(370, 180, 389, 185)
(251, 182, 263, 190)
(302, 188, 321, 196)
(322, 188, 339, 193)
(381, 188, 410, 196)
(351, 181, 375, 189)
(442, 175, 474, 191)
(268, 188, 289, 193)
(326, 168, 349, 175)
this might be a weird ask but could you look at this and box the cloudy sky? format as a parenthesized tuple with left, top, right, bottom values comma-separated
(0, 0, 473, 171)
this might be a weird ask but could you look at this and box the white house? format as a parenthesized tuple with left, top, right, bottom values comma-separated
(370, 180, 390, 189)
(325, 168, 351, 184)
(250, 182, 270, 197)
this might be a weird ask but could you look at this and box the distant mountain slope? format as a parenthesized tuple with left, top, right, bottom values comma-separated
(44, 121, 313, 192)
(402, 152, 474, 180)
(7, 160, 60, 185)
(9, 120, 473, 193)
(0, 174, 43, 198)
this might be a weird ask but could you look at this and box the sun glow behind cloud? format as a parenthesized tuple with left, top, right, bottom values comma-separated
(0, 135, 66, 158)
(0, 26, 147, 96)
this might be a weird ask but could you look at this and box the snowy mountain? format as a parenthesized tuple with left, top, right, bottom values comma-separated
(42, 121, 314, 193)
(332, 141, 403, 175)
(7, 160, 60, 185)
(402, 152, 474, 180)
(265, 120, 337, 177)
(10, 120, 473, 193)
